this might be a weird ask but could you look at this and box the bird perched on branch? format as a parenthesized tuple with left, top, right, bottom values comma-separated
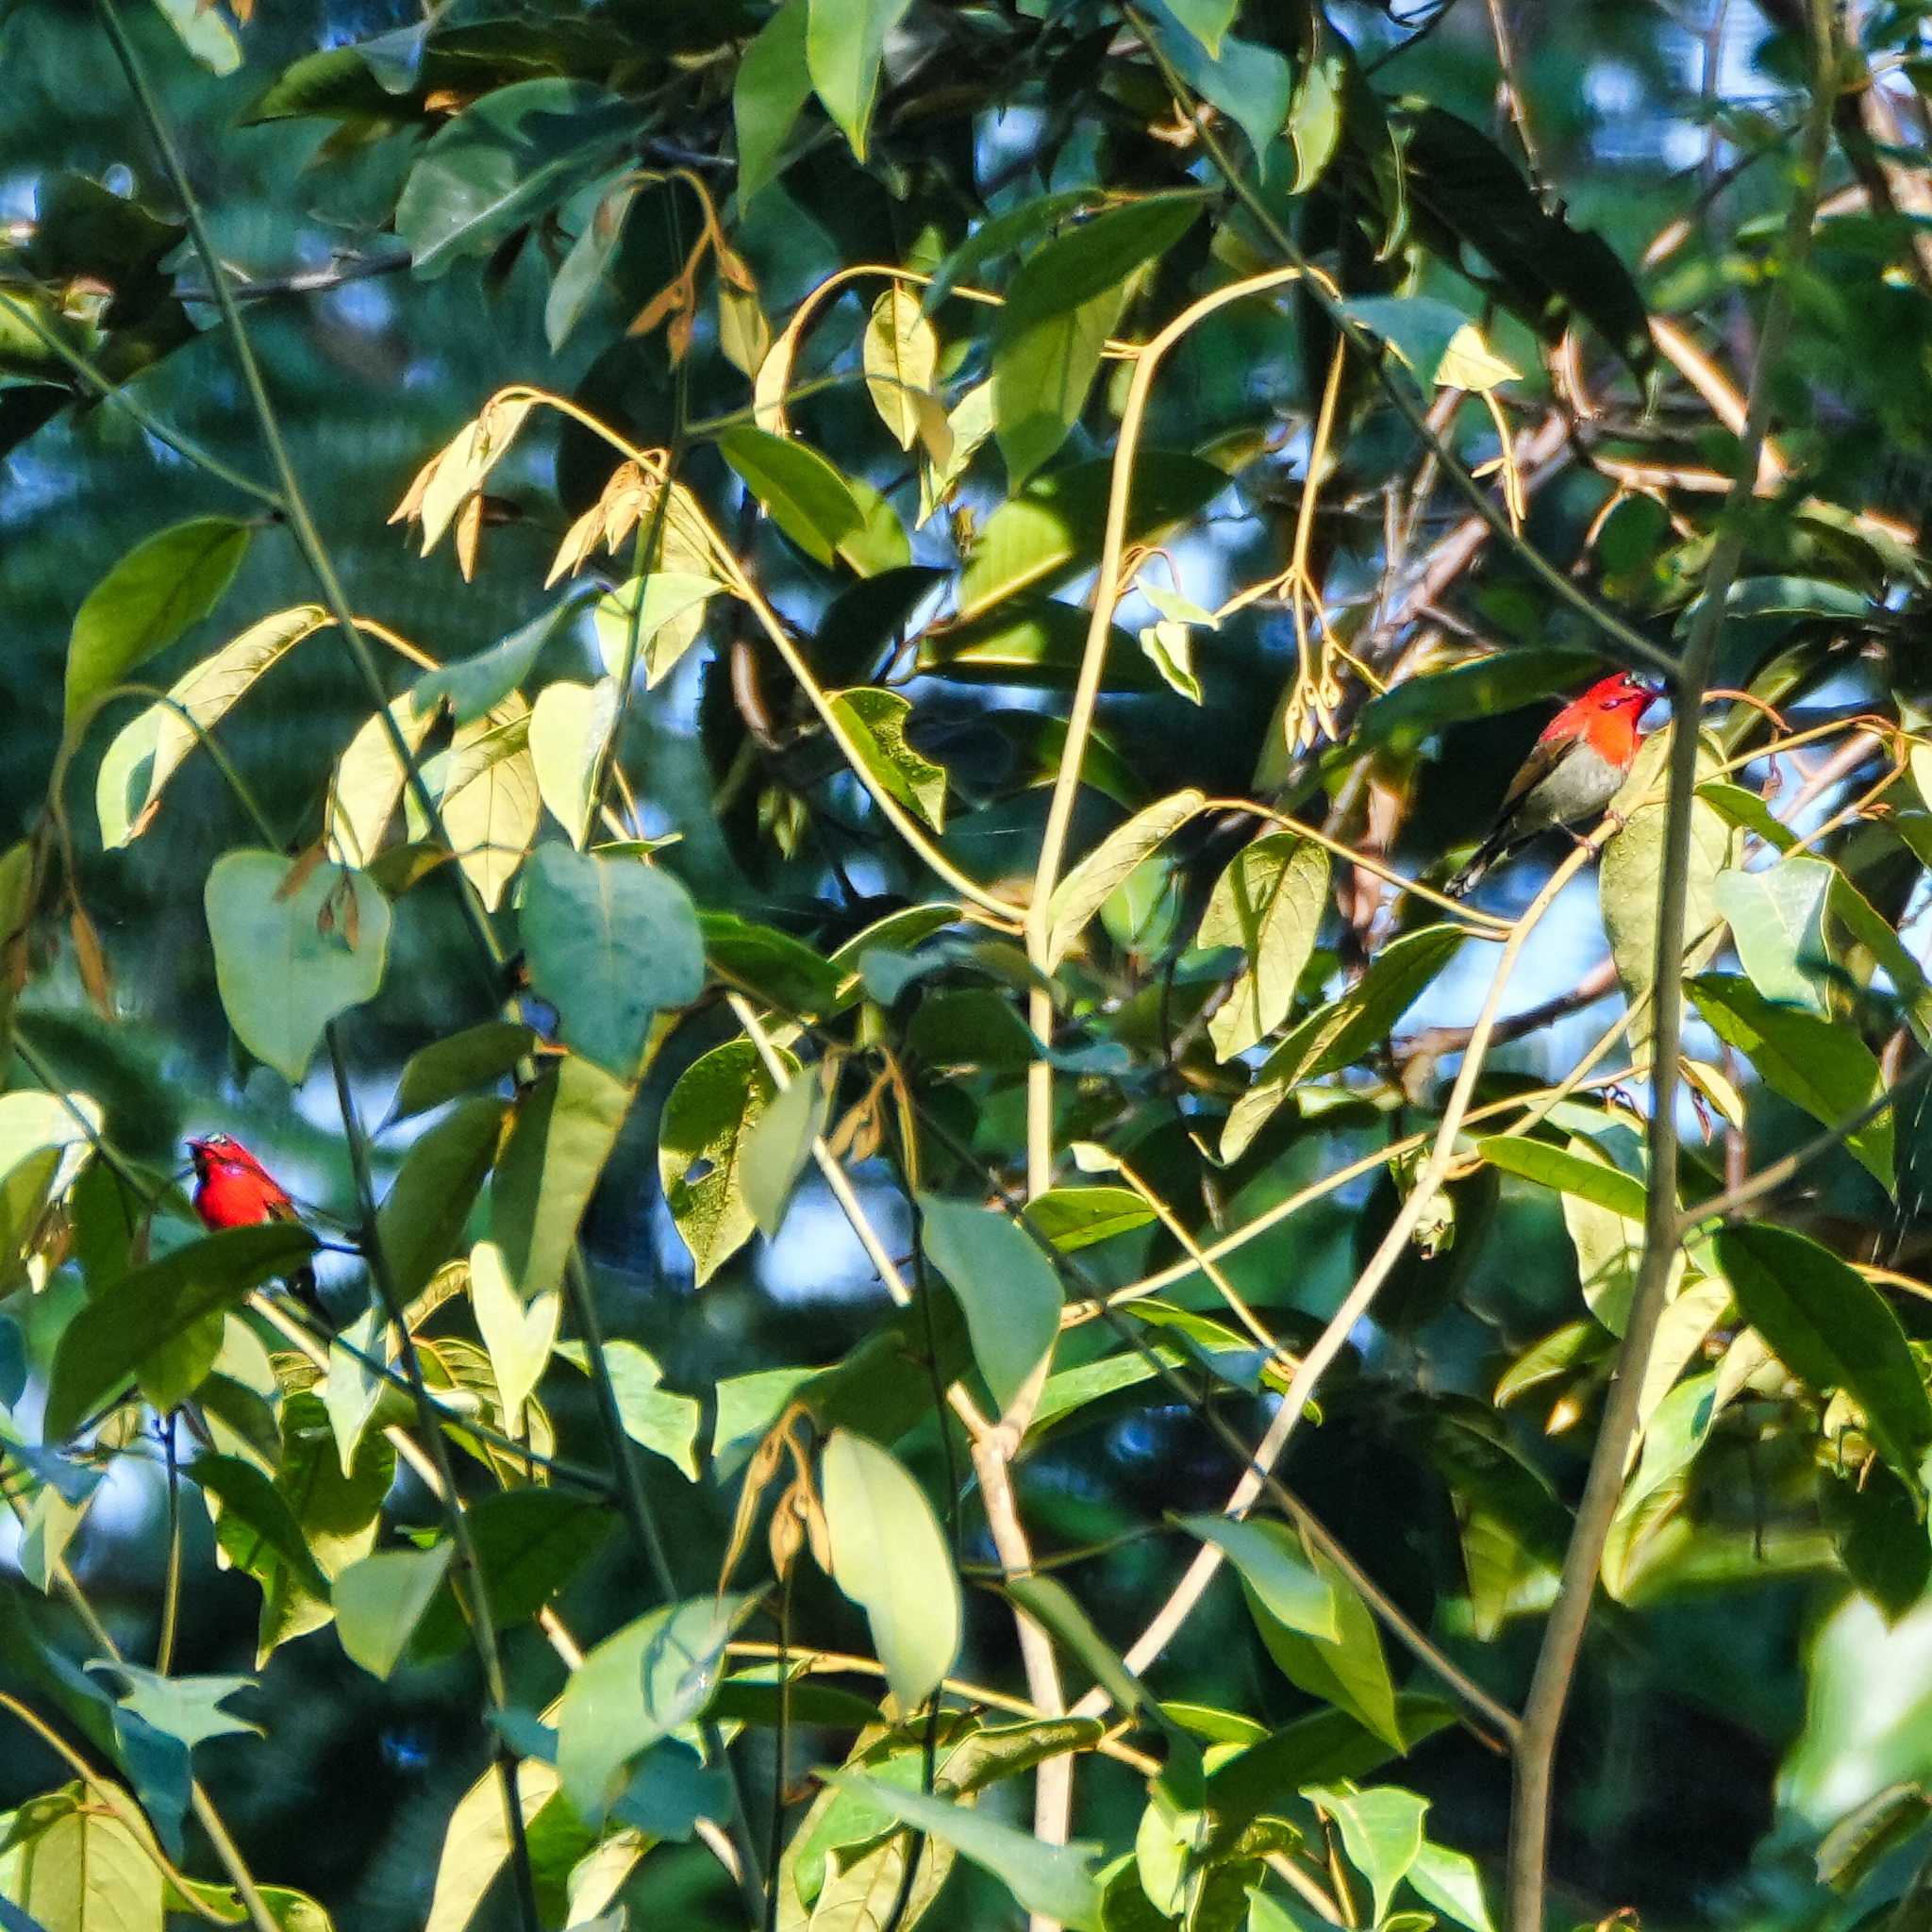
(187, 1133, 325, 1319)
(1444, 671, 1663, 898)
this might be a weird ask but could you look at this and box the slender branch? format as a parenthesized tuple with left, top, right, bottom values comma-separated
(1131, 11, 1679, 682)
(1677, 1053, 1932, 1236)
(1484, 0, 1548, 194)
(1024, 264, 1305, 1196)
(0, 286, 281, 505)
(0, 1492, 280, 1932)
(323, 1028, 542, 1932)
(94, 0, 504, 980)
(1504, 7, 1837, 1920)
(1077, 840, 1596, 1734)
(0, 1690, 233, 1923)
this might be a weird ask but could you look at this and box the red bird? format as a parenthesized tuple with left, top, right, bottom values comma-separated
(1445, 671, 1663, 898)
(187, 1133, 322, 1314)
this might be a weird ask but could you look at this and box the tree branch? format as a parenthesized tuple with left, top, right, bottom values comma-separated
(1504, 6, 1838, 1920)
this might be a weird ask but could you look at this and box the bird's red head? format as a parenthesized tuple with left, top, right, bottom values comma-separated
(1540, 670, 1663, 753)
(1579, 670, 1664, 714)
(187, 1133, 270, 1184)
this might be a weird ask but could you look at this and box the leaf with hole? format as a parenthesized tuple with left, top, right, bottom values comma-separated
(658, 1039, 791, 1285)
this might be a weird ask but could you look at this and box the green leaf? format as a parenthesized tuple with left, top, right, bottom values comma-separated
(1713, 858, 1834, 1014)
(955, 453, 1228, 624)
(556, 1338, 701, 1478)
(324, 1307, 389, 1480)
(95, 606, 329, 849)
(424, 1759, 558, 1932)
(491, 1056, 633, 1301)
(151, 0, 242, 73)
(1698, 780, 1796, 853)
(718, 425, 863, 567)
(1174, 1514, 1339, 1641)
(1343, 298, 1517, 391)
(735, 0, 813, 204)
(333, 1542, 455, 1680)
(420, 705, 541, 912)
(1350, 648, 1602, 758)
(1475, 1137, 1648, 1222)
(1198, 832, 1330, 1060)
(325, 693, 439, 870)
(1222, 926, 1465, 1161)
(44, 1224, 317, 1439)
(388, 1022, 536, 1126)
(1830, 873, 1932, 1048)
(414, 592, 595, 727)
(522, 845, 704, 1077)
(1689, 974, 1893, 1187)
(395, 79, 638, 277)
(65, 517, 252, 729)
(86, 1662, 261, 1752)
(1160, 0, 1237, 57)
(1046, 791, 1205, 969)
(1141, 3, 1291, 161)
(742, 1073, 826, 1239)
(1715, 1223, 1932, 1485)
(1722, 575, 1874, 623)
(554, 1593, 753, 1819)
(658, 1039, 790, 1285)
(919, 1195, 1062, 1413)
(1408, 1840, 1499, 1932)
(1600, 730, 1735, 1049)
(918, 603, 1157, 691)
(826, 687, 949, 831)
(1402, 107, 1653, 375)
(821, 1428, 961, 1708)
(411, 1489, 612, 1661)
(6, 1783, 164, 1932)
(591, 574, 727, 688)
(993, 197, 1199, 486)
(1027, 1186, 1155, 1252)
(1289, 47, 1346, 192)
(1303, 1784, 1427, 1927)
(806, 0, 914, 161)
(830, 1774, 1103, 1929)
(921, 191, 1102, 316)
(469, 1239, 558, 1427)
(864, 285, 940, 451)
(204, 851, 391, 1085)
(375, 1097, 506, 1306)
(704, 912, 843, 1015)
(528, 678, 618, 847)
(1246, 1545, 1402, 1749)
(545, 175, 641, 353)
(192, 1454, 333, 1601)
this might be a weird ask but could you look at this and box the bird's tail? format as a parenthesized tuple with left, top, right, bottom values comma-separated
(1444, 829, 1513, 900)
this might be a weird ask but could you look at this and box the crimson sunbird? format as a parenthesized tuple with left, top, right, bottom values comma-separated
(1445, 671, 1662, 897)
(186, 1132, 325, 1317)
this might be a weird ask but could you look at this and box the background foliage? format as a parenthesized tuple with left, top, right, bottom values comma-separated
(2, 0, 1931, 1929)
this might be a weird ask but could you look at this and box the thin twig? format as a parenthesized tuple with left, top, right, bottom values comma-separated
(323, 1027, 543, 1932)
(1504, 6, 1837, 1920)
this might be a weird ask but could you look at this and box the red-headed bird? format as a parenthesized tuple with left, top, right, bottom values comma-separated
(1445, 671, 1663, 898)
(187, 1133, 323, 1317)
